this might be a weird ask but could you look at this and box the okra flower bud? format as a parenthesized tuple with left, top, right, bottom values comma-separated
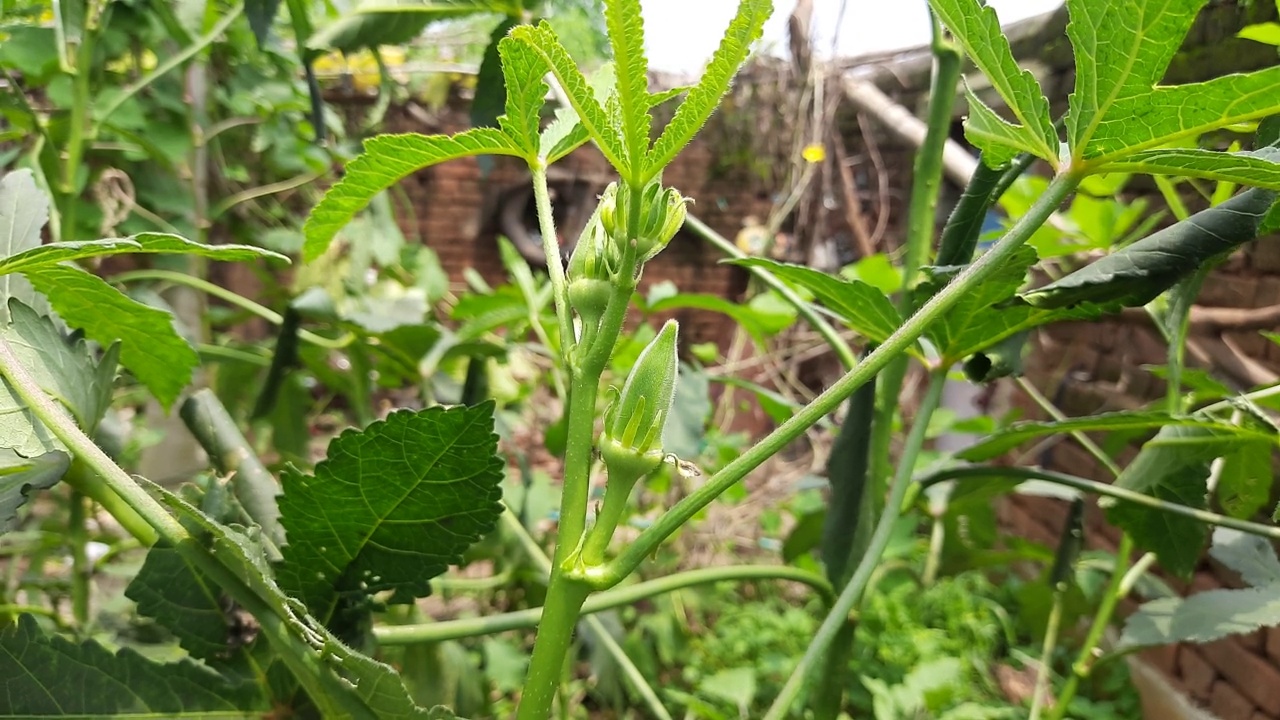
(567, 211, 616, 327)
(600, 319, 679, 483)
(601, 180, 689, 263)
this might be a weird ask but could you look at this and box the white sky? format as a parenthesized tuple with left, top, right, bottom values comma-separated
(640, 0, 1066, 74)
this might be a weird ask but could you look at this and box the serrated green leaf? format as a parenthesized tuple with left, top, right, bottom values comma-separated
(604, 0, 650, 178)
(0, 448, 69, 533)
(1065, 0, 1202, 157)
(540, 63, 617, 163)
(512, 22, 627, 172)
(1099, 148, 1280, 189)
(0, 233, 287, 277)
(1120, 586, 1280, 649)
(496, 37, 548, 157)
(729, 257, 903, 345)
(307, 0, 511, 52)
(23, 264, 197, 409)
(0, 170, 47, 325)
(1024, 185, 1277, 309)
(957, 411, 1245, 462)
(0, 614, 266, 716)
(303, 130, 522, 261)
(1209, 528, 1280, 588)
(1108, 423, 1274, 577)
(644, 0, 772, 183)
(928, 0, 1058, 163)
(1085, 67, 1280, 162)
(1, 301, 115, 456)
(961, 86, 1032, 168)
(277, 404, 504, 622)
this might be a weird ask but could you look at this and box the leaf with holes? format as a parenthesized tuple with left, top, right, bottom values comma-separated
(928, 0, 1058, 164)
(276, 404, 504, 625)
(22, 264, 195, 410)
(303, 130, 522, 261)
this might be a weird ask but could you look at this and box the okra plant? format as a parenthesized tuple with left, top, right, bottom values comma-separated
(4, 0, 1280, 717)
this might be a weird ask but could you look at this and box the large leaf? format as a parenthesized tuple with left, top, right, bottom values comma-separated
(1024, 185, 1277, 309)
(308, 0, 512, 52)
(303, 130, 522, 261)
(277, 404, 504, 622)
(1065, 0, 1200, 156)
(928, 0, 1058, 163)
(1099, 148, 1280, 189)
(511, 22, 627, 172)
(0, 301, 117, 456)
(0, 615, 266, 716)
(0, 233, 288, 277)
(126, 544, 249, 662)
(0, 170, 46, 324)
(604, 0, 650, 178)
(1217, 441, 1274, 520)
(1108, 424, 1275, 577)
(1120, 586, 1280, 648)
(958, 411, 1245, 461)
(23, 264, 197, 409)
(729, 258, 903, 345)
(643, 0, 772, 182)
(0, 448, 69, 533)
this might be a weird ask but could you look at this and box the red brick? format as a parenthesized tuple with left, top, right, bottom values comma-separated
(1265, 628, 1280, 663)
(1140, 644, 1179, 676)
(1211, 680, 1259, 720)
(1201, 639, 1280, 714)
(1179, 647, 1216, 700)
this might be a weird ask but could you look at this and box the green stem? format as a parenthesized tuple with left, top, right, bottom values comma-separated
(763, 369, 948, 720)
(180, 389, 283, 549)
(1046, 533, 1135, 720)
(916, 466, 1280, 540)
(499, 509, 671, 720)
(375, 564, 832, 645)
(597, 172, 1082, 586)
(519, 577, 592, 719)
(111, 269, 353, 349)
(68, 488, 90, 627)
(868, 19, 961, 505)
(1015, 376, 1120, 475)
(530, 164, 574, 362)
(89, 4, 245, 136)
(1028, 589, 1064, 720)
(685, 214, 855, 370)
(581, 476, 636, 566)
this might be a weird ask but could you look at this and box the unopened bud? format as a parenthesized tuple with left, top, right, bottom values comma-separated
(600, 320, 679, 482)
(602, 180, 689, 263)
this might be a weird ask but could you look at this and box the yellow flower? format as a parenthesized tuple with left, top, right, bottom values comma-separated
(802, 143, 826, 164)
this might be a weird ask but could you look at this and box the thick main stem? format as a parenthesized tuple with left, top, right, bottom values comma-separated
(598, 173, 1081, 585)
(764, 369, 948, 720)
